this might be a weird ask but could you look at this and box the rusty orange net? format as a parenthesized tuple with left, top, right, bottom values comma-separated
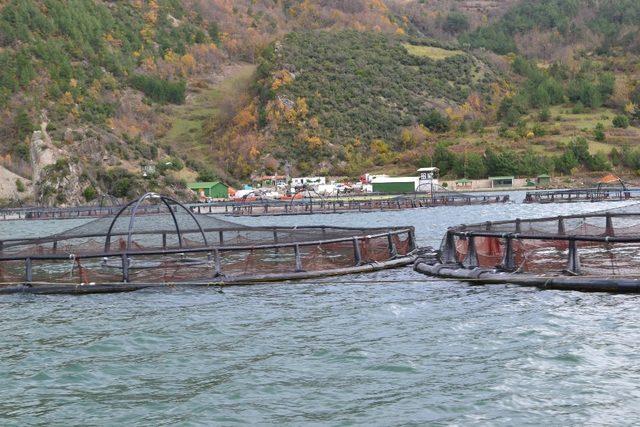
(441, 202, 640, 277)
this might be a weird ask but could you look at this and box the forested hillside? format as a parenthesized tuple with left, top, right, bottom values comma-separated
(460, 0, 640, 58)
(250, 31, 501, 176)
(0, 0, 223, 204)
(1, 0, 640, 205)
(0, 0, 400, 204)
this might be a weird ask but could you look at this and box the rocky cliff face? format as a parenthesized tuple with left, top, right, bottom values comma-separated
(30, 123, 83, 206)
(0, 165, 31, 201)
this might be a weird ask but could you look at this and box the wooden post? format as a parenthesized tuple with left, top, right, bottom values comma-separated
(219, 230, 224, 245)
(162, 233, 167, 249)
(515, 218, 522, 233)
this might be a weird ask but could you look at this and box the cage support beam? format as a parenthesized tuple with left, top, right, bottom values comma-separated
(462, 235, 479, 269)
(353, 238, 362, 266)
(499, 237, 516, 272)
(605, 213, 615, 237)
(441, 230, 457, 264)
(566, 239, 581, 275)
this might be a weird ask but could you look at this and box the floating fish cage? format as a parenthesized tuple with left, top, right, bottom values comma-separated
(192, 193, 510, 217)
(524, 184, 640, 204)
(0, 193, 417, 294)
(415, 203, 640, 293)
(0, 192, 510, 221)
(0, 201, 157, 221)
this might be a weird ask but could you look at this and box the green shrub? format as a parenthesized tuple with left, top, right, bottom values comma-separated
(13, 109, 33, 141)
(571, 102, 585, 114)
(83, 186, 97, 202)
(157, 156, 185, 174)
(443, 12, 470, 34)
(113, 178, 131, 198)
(15, 179, 25, 192)
(590, 152, 611, 171)
(532, 123, 546, 137)
(612, 114, 630, 128)
(538, 108, 551, 122)
(421, 109, 451, 133)
(594, 122, 606, 141)
(129, 74, 186, 104)
(610, 147, 621, 166)
(196, 169, 218, 182)
(13, 143, 30, 161)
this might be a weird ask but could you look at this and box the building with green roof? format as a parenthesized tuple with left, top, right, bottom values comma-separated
(187, 181, 229, 199)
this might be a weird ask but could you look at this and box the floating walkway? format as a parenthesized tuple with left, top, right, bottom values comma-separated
(0, 193, 419, 294)
(524, 187, 640, 204)
(414, 203, 640, 293)
(191, 192, 510, 217)
(0, 192, 510, 221)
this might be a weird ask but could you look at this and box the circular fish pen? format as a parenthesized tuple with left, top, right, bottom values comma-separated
(415, 203, 640, 293)
(0, 192, 510, 221)
(0, 193, 418, 294)
(192, 192, 511, 217)
(524, 180, 639, 204)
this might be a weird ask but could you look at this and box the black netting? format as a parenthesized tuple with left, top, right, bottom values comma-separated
(442, 202, 640, 277)
(0, 193, 415, 287)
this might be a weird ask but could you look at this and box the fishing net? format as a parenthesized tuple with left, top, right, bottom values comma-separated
(441, 202, 640, 277)
(524, 181, 637, 204)
(200, 192, 509, 216)
(0, 193, 415, 286)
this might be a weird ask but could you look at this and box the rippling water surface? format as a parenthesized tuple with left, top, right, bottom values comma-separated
(2, 193, 640, 425)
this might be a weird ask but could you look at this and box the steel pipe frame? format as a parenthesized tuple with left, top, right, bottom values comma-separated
(3, 229, 414, 284)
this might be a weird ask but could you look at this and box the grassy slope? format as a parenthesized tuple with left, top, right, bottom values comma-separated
(526, 106, 640, 154)
(407, 105, 638, 181)
(401, 44, 465, 60)
(159, 64, 257, 180)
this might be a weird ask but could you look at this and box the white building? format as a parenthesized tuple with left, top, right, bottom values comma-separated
(290, 176, 326, 190)
(417, 167, 440, 192)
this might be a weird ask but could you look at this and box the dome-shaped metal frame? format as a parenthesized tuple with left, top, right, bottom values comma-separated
(104, 192, 208, 252)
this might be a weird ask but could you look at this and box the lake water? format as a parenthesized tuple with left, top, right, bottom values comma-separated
(2, 193, 640, 425)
